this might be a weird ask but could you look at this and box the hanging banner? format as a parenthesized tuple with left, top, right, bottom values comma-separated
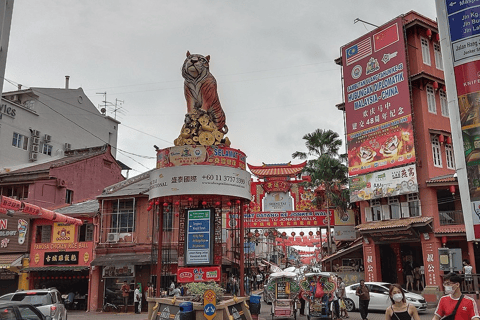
(341, 17, 416, 177)
(349, 164, 418, 202)
(436, 0, 480, 239)
(227, 210, 335, 228)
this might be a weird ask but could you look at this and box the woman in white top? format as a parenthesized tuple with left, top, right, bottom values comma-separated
(463, 259, 473, 292)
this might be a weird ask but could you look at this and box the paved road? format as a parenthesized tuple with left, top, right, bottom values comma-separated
(65, 301, 436, 320)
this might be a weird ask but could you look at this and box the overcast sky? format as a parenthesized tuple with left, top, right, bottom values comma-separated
(4, 1, 438, 175)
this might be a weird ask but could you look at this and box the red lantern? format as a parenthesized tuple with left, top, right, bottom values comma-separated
(175, 213, 179, 217)
(264, 232, 269, 237)
(300, 231, 304, 236)
(175, 201, 180, 206)
(426, 28, 432, 38)
(215, 202, 221, 206)
(316, 231, 321, 235)
(433, 81, 439, 90)
(447, 136, 452, 144)
(227, 202, 232, 206)
(309, 231, 314, 236)
(236, 200, 241, 204)
(163, 202, 169, 207)
(282, 232, 287, 236)
(439, 134, 445, 144)
(291, 232, 296, 237)
(436, 33, 440, 42)
(147, 205, 152, 211)
(255, 232, 260, 237)
(449, 185, 456, 195)
(442, 236, 447, 245)
(155, 200, 160, 206)
(273, 231, 278, 236)
(202, 201, 207, 206)
(188, 197, 193, 202)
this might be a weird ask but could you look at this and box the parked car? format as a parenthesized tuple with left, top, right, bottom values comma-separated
(0, 301, 52, 320)
(344, 282, 427, 313)
(0, 288, 67, 320)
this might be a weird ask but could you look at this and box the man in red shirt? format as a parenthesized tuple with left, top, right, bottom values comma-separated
(433, 273, 479, 320)
(121, 280, 130, 313)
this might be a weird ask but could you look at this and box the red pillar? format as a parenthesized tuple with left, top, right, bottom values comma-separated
(363, 238, 381, 282)
(468, 241, 477, 273)
(421, 233, 442, 303)
(156, 205, 163, 296)
(88, 266, 101, 311)
(239, 203, 245, 296)
(391, 243, 403, 285)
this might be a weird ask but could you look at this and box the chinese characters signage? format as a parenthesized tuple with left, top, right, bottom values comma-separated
(186, 209, 213, 265)
(177, 266, 221, 283)
(349, 164, 417, 202)
(44, 251, 79, 265)
(342, 17, 416, 176)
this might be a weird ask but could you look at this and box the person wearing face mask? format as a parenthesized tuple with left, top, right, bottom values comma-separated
(433, 273, 480, 320)
(385, 283, 420, 320)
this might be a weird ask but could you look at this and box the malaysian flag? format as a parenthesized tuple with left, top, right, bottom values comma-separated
(346, 37, 372, 66)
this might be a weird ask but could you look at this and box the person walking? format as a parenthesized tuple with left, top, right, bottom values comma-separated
(121, 280, 130, 313)
(134, 284, 141, 314)
(356, 280, 370, 320)
(413, 266, 422, 291)
(433, 273, 480, 320)
(404, 262, 414, 291)
(385, 283, 420, 320)
(338, 277, 349, 319)
(146, 282, 155, 298)
(463, 260, 473, 292)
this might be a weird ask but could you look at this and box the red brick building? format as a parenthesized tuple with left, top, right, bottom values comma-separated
(337, 11, 479, 302)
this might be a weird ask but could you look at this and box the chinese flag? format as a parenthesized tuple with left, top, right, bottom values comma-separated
(373, 23, 399, 51)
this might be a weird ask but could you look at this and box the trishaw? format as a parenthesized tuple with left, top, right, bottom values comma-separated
(265, 271, 301, 320)
(300, 272, 337, 320)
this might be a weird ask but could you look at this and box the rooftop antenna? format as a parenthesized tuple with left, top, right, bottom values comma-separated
(354, 18, 379, 28)
(96, 92, 107, 115)
(113, 99, 125, 120)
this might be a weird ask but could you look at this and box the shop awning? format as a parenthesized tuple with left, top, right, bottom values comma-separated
(0, 254, 24, 269)
(24, 266, 89, 272)
(321, 241, 363, 263)
(91, 253, 152, 266)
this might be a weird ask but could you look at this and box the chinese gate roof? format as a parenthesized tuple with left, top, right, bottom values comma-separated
(248, 161, 307, 178)
(355, 216, 433, 232)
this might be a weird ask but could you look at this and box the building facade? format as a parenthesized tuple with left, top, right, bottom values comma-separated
(337, 11, 479, 302)
(0, 81, 119, 173)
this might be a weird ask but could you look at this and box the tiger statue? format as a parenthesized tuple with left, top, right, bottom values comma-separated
(182, 51, 228, 134)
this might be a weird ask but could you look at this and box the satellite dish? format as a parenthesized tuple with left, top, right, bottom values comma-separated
(101, 108, 106, 114)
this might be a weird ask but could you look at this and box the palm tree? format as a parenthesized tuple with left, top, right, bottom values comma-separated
(292, 129, 348, 255)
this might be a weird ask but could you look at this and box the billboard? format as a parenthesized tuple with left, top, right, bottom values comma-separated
(185, 209, 214, 266)
(227, 210, 335, 228)
(342, 17, 416, 177)
(436, 0, 480, 240)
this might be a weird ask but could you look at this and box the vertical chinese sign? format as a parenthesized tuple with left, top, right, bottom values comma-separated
(342, 16, 416, 179)
(436, 0, 480, 240)
(185, 209, 213, 266)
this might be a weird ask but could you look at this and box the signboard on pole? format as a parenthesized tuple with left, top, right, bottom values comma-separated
(341, 17, 416, 177)
(185, 209, 214, 265)
(436, 0, 480, 240)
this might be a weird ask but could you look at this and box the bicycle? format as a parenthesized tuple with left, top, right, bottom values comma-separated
(103, 297, 121, 312)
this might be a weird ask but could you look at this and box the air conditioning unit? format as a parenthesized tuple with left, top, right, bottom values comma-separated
(56, 179, 66, 187)
(44, 134, 51, 142)
(29, 152, 38, 161)
(106, 233, 119, 242)
(31, 130, 40, 137)
(64, 143, 71, 151)
(31, 145, 39, 153)
(32, 137, 40, 145)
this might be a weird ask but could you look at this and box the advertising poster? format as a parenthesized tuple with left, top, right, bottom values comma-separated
(185, 209, 213, 266)
(349, 164, 418, 202)
(177, 266, 221, 283)
(342, 17, 416, 177)
(436, 0, 480, 239)
(0, 217, 29, 252)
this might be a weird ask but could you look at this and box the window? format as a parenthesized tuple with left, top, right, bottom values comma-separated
(79, 223, 94, 242)
(163, 204, 173, 231)
(370, 199, 382, 221)
(427, 84, 437, 114)
(446, 144, 455, 169)
(439, 89, 448, 117)
(421, 37, 431, 65)
(388, 197, 401, 219)
(65, 189, 73, 204)
(42, 143, 53, 156)
(434, 43, 443, 70)
(12, 132, 28, 150)
(111, 199, 135, 233)
(35, 225, 52, 243)
(407, 193, 421, 217)
(432, 136, 442, 167)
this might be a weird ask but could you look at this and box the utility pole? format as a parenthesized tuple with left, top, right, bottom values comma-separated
(0, 0, 14, 93)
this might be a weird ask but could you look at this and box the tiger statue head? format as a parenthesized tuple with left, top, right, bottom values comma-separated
(182, 51, 210, 84)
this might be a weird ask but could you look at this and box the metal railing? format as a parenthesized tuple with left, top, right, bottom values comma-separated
(459, 274, 479, 294)
(438, 210, 464, 225)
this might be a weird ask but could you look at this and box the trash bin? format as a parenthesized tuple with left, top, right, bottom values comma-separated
(249, 294, 261, 315)
(179, 301, 194, 320)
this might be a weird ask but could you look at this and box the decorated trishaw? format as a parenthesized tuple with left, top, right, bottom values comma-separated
(265, 271, 301, 320)
(300, 272, 337, 320)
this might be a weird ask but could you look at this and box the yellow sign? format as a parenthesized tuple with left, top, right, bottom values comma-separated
(52, 223, 76, 243)
(203, 289, 216, 320)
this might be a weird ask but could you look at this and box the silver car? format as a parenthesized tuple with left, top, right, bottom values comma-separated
(0, 288, 67, 320)
(344, 282, 427, 313)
